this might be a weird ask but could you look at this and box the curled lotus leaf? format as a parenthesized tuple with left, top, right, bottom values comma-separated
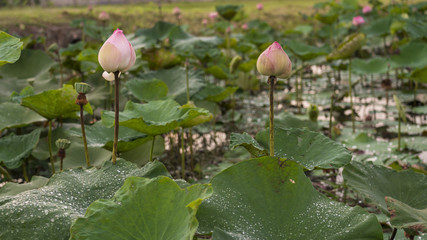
(326, 33, 365, 61)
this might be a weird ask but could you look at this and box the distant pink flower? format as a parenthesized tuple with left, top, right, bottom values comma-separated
(257, 3, 263, 11)
(209, 12, 218, 20)
(242, 23, 248, 30)
(352, 16, 365, 26)
(202, 19, 208, 25)
(173, 7, 181, 16)
(98, 11, 110, 21)
(362, 5, 372, 14)
(226, 27, 231, 34)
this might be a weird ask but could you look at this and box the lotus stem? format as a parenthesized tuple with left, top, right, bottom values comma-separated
(0, 165, 12, 181)
(329, 93, 334, 139)
(268, 76, 276, 157)
(398, 114, 401, 152)
(185, 59, 190, 103)
(150, 136, 155, 162)
(22, 160, 29, 182)
(79, 105, 90, 167)
(181, 128, 186, 179)
(48, 120, 55, 173)
(348, 58, 355, 133)
(111, 71, 120, 164)
(189, 128, 194, 170)
(390, 228, 398, 240)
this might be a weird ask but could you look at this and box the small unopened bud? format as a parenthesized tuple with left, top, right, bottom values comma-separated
(308, 104, 319, 122)
(98, 11, 110, 21)
(256, 41, 292, 78)
(257, 3, 263, 11)
(173, 7, 181, 17)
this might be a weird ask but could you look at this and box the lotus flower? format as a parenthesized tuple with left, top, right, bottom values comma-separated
(257, 3, 263, 10)
(209, 12, 218, 20)
(242, 23, 248, 30)
(173, 7, 181, 16)
(362, 6, 372, 14)
(352, 16, 365, 26)
(256, 41, 292, 78)
(98, 29, 136, 81)
(98, 11, 110, 21)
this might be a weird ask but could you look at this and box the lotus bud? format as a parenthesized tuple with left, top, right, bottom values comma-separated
(75, 82, 91, 94)
(352, 16, 365, 26)
(256, 41, 292, 78)
(362, 6, 372, 14)
(98, 11, 110, 21)
(55, 139, 71, 150)
(241, 23, 248, 30)
(257, 3, 263, 10)
(308, 104, 319, 122)
(98, 29, 136, 78)
(209, 12, 218, 20)
(202, 19, 208, 25)
(173, 7, 181, 16)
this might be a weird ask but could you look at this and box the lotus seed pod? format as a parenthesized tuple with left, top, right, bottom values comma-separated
(75, 82, 91, 94)
(98, 29, 136, 74)
(308, 104, 319, 122)
(55, 139, 71, 150)
(257, 41, 292, 78)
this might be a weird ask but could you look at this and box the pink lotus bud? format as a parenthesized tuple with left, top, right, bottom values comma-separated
(257, 3, 263, 10)
(226, 27, 231, 34)
(362, 5, 372, 14)
(98, 11, 110, 21)
(256, 41, 292, 78)
(98, 29, 136, 75)
(173, 7, 181, 16)
(87, 5, 93, 12)
(209, 12, 218, 20)
(352, 16, 365, 26)
(242, 23, 248, 30)
(202, 19, 208, 25)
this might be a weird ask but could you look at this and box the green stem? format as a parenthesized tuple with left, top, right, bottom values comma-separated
(268, 76, 276, 157)
(80, 105, 90, 167)
(0, 165, 12, 181)
(348, 58, 355, 133)
(185, 60, 190, 103)
(189, 128, 194, 170)
(398, 115, 401, 152)
(60, 156, 64, 171)
(329, 93, 334, 139)
(181, 128, 186, 179)
(111, 71, 120, 164)
(150, 136, 155, 162)
(22, 160, 29, 182)
(390, 228, 398, 240)
(48, 120, 55, 173)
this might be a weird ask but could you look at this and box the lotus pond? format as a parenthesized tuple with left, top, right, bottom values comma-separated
(0, 0, 427, 239)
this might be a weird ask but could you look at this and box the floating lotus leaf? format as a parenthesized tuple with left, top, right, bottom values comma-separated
(326, 33, 365, 61)
(343, 161, 427, 215)
(21, 85, 93, 120)
(0, 102, 45, 131)
(69, 176, 212, 239)
(0, 31, 23, 67)
(0, 129, 41, 169)
(0, 159, 169, 240)
(197, 157, 383, 239)
(102, 99, 211, 136)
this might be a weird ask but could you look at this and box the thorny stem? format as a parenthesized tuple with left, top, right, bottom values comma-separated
(0, 165, 12, 181)
(150, 137, 155, 162)
(80, 105, 90, 167)
(268, 76, 276, 157)
(22, 160, 29, 182)
(48, 120, 55, 173)
(111, 71, 120, 164)
(348, 58, 355, 133)
(181, 128, 186, 179)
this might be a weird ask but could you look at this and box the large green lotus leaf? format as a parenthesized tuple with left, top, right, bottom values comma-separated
(343, 161, 427, 214)
(0, 129, 41, 169)
(133, 21, 176, 48)
(120, 135, 165, 167)
(286, 39, 330, 61)
(351, 57, 389, 75)
(229, 132, 268, 157)
(169, 26, 222, 56)
(68, 122, 152, 153)
(21, 85, 93, 120)
(410, 66, 427, 83)
(326, 33, 365, 61)
(216, 5, 242, 21)
(390, 40, 427, 69)
(0, 49, 55, 79)
(195, 84, 238, 102)
(255, 128, 352, 170)
(386, 197, 427, 232)
(132, 67, 205, 104)
(101, 99, 211, 136)
(0, 102, 46, 131)
(273, 112, 318, 131)
(361, 17, 391, 37)
(125, 78, 168, 102)
(197, 157, 383, 239)
(0, 31, 23, 67)
(69, 176, 212, 239)
(0, 159, 169, 240)
(0, 176, 48, 197)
